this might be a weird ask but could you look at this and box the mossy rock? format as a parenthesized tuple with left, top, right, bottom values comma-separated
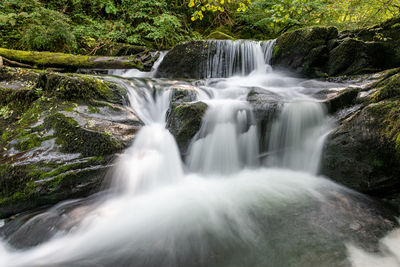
(370, 72, 400, 102)
(323, 87, 361, 114)
(44, 113, 125, 157)
(207, 31, 235, 40)
(166, 101, 208, 154)
(0, 156, 110, 218)
(271, 26, 338, 77)
(321, 96, 400, 208)
(0, 67, 142, 218)
(272, 17, 400, 78)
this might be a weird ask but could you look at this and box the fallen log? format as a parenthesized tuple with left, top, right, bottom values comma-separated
(0, 48, 148, 70)
(2, 56, 33, 68)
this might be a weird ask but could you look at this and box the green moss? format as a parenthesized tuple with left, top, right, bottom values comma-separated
(207, 31, 235, 40)
(17, 133, 42, 151)
(367, 100, 400, 155)
(88, 105, 100, 113)
(0, 48, 143, 70)
(44, 113, 124, 156)
(371, 72, 400, 102)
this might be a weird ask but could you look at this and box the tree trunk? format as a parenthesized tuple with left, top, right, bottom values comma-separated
(0, 48, 155, 71)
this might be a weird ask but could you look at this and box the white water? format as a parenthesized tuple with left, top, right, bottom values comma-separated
(109, 51, 167, 78)
(0, 40, 397, 267)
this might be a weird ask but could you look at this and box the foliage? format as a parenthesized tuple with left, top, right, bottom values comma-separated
(237, 0, 400, 39)
(187, 0, 252, 21)
(0, 0, 400, 53)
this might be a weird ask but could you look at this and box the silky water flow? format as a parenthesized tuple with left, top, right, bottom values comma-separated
(0, 40, 398, 267)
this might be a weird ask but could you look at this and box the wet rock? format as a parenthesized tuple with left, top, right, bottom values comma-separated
(321, 70, 400, 208)
(166, 101, 208, 154)
(169, 84, 199, 104)
(0, 67, 142, 218)
(247, 88, 283, 148)
(322, 87, 361, 114)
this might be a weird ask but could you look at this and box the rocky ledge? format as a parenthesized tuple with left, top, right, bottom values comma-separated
(320, 68, 400, 210)
(0, 67, 142, 218)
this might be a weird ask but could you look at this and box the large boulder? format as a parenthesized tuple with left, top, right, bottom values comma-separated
(0, 67, 142, 218)
(271, 26, 338, 77)
(156, 41, 210, 79)
(321, 70, 400, 208)
(272, 17, 400, 78)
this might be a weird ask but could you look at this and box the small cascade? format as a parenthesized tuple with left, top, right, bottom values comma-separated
(0, 39, 395, 267)
(187, 100, 259, 174)
(203, 39, 275, 78)
(266, 100, 332, 173)
(110, 51, 168, 78)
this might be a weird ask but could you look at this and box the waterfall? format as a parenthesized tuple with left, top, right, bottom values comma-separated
(0, 40, 395, 267)
(203, 39, 275, 78)
(187, 100, 259, 174)
(266, 100, 332, 174)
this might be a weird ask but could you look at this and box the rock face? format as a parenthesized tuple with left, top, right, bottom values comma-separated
(0, 67, 142, 218)
(321, 70, 400, 208)
(272, 17, 400, 77)
(271, 26, 339, 77)
(156, 41, 210, 79)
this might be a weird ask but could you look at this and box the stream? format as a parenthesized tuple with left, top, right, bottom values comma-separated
(0, 40, 399, 267)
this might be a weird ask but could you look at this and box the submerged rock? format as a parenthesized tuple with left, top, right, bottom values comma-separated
(0, 67, 142, 218)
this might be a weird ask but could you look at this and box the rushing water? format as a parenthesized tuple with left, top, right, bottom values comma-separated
(0, 40, 398, 267)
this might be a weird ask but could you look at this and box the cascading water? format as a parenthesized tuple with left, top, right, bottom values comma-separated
(0, 40, 397, 267)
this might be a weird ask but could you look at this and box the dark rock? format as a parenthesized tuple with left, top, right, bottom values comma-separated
(327, 39, 387, 76)
(247, 88, 283, 151)
(271, 26, 338, 77)
(156, 41, 210, 79)
(272, 17, 400, 78)
(322, 87, 361, 114)
(321, 71, 400, 208)
(0, 67, 142, 218)
(166, 101, 208, 154)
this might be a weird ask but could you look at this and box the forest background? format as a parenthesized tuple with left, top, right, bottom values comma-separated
(0, 0, 399, 53)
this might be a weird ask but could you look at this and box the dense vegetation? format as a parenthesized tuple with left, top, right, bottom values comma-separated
(0, 0, 399, 54)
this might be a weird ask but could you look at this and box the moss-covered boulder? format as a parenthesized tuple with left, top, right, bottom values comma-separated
(0, 67, 142, 218)
(321, 70, 400, 208)
(272, 17, 400, 78)
(166, 101, 208, 154)
(271, 26, 338, 77)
